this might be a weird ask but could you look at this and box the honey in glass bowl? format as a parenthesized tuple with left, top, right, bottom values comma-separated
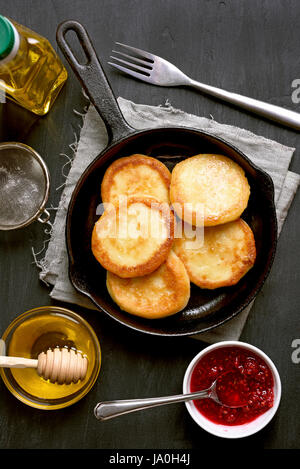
(0, 306, 101, 409)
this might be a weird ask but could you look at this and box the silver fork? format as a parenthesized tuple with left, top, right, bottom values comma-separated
(109, 42, 300, 130)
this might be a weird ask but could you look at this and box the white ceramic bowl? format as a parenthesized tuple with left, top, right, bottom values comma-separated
(183, 341, 281, 439)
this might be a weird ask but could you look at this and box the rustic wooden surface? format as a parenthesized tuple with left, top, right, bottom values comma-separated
(0, 0, 299, 449)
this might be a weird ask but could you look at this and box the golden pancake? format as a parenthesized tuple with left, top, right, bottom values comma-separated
(92, 196, 175, 278)
(101, 154, 171, 205)
(173, 219, 256, 289)
(106, 251, 190, 319)
(170, 154, 250, 227)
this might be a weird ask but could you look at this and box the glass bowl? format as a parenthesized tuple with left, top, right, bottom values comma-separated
(0, 306, 101, 410)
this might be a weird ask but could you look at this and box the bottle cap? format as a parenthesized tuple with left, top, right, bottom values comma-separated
(0, 16, 15, 60)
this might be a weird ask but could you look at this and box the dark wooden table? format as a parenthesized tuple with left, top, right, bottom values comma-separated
(0, 0, 299, 450)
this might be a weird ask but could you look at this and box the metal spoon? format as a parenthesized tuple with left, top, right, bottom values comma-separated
(94, 371, 246, 421)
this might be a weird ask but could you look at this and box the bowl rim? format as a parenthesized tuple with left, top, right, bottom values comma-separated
(0, 306, 101, 410)
(183, 340, 281, 439)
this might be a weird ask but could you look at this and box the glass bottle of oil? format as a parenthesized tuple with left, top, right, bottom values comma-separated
(0, 15, 67, 115)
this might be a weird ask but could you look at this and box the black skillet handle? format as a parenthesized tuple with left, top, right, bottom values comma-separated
(56, 20, 134, 144)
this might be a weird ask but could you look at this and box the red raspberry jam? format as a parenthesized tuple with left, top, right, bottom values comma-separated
(190, 346, 274, 426)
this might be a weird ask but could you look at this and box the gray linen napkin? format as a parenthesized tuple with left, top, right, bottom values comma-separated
(36, 97, 300, 343)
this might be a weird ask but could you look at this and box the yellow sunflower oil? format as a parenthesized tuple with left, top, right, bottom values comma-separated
(0, 15, 67, 115)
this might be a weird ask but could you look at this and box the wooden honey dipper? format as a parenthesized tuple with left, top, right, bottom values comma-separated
(0, 347, 88, 384)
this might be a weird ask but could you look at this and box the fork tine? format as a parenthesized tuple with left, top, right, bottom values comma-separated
(108, 61, 152, 83)
(110, 56, 151, 75)
(115, 42, 154, 62)
(112, 50, 152, 68)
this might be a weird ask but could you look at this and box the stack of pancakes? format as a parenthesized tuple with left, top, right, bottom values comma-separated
(92, 153, 256, 319)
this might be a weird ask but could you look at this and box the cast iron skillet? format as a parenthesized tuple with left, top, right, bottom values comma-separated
(56, 20, 277, 337)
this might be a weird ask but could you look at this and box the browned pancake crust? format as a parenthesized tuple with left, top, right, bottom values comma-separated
(173, 218, 256, 289)
(101, 154, 171, 205)
(170, 154, 250, 227)
(106, 251, 190, 319)
(92, 197, 175, 278)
